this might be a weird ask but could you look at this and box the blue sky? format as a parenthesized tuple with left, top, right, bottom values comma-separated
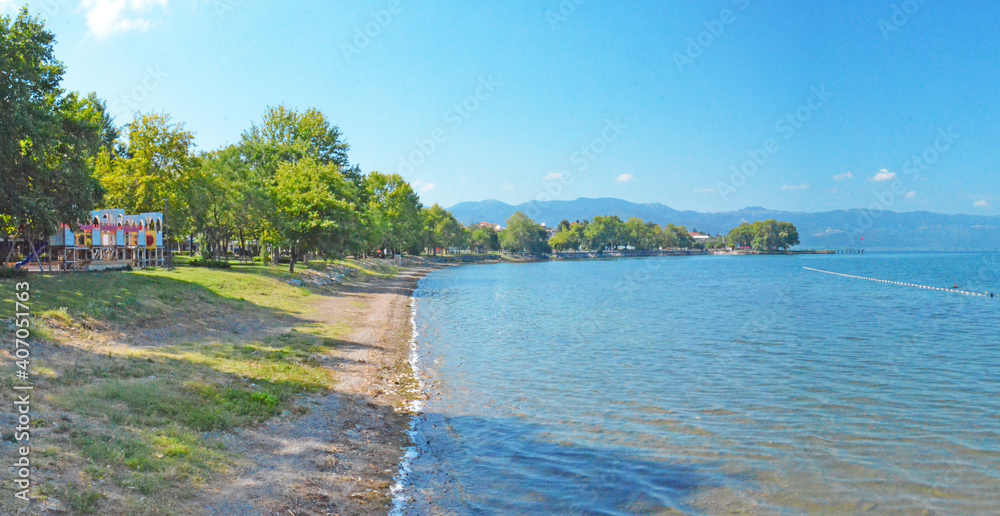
(4, 0, 998, 215)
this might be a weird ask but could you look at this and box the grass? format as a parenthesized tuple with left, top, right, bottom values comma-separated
(0, 262, 324, 323)
(38, 331, 337, 510)
(0, 259, 399, 513)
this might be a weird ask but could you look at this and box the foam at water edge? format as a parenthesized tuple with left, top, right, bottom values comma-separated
(390, 296, 425, 515)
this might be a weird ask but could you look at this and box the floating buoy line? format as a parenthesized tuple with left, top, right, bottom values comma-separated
(803, 267, 995, 298)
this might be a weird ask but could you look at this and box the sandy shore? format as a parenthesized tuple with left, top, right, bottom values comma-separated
(0, 260, 445, 515)
(192, 262, 443, 515)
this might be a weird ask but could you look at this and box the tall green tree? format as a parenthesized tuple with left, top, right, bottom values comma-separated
(362, 172, 423, 255)
(420, 204, 466, 256)
(548, 227, 581, 251)
(500, 212, 551, 255)
(726, 223, 754, 248)
(776, 221, 800, 250)
(584, 215, 625, 251)
(271, 158, 358, 272)
(1, 8, 110, 239)
(191, 145, 260, 259)
(623, 217, 662, 250)
(470, 226, 500, 252)
(95, 112, 199, 236)
(663, 223, 695, 249)
(726, 220, 799, 250)
(240, 105, 359, 259)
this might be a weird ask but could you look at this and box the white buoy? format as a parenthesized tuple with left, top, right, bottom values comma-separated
(803, 267, 990, 298)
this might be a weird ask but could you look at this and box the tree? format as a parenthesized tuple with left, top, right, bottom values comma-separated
(1, 9, 109, 240)
(362, 172, 423, 255)
(548, 227, 581, 251)
(470, 226, 500, 252)
(270, 158, 358, 272)
(726, 220, 799, 251)
(500, 212, 551, 255)
(662, 223, 694, 249)
(623, 217, 661, 250)
(95, 112, 199, 237)
(420, 204, 465, 256)
(584, 215, 625, 251)
(241, 105, 351, 169)
(776, 221, 800, 250)
(727, 223, 754, 249)
(240, 105, 359, 261)
(190, 145, 257, 259)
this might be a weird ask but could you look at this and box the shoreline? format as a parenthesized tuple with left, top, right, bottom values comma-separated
(192, 260, 446, 515)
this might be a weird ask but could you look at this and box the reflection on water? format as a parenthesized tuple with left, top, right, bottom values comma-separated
(398, 253, 1000, 515)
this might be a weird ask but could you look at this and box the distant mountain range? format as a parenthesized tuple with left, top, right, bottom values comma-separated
(449, 198, 1000, 251)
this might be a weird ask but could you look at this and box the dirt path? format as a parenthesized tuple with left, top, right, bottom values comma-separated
(192, 264, 441, 515)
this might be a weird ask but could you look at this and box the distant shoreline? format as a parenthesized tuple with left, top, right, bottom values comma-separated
(419, 248, 837, 265)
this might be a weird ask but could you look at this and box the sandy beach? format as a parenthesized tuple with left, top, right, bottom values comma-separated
(192, 263, 442, 515)
(0, 261, 443, 515)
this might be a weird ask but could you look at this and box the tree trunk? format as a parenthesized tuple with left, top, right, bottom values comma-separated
(288, 246, 296, 273)
(25, 231, 46, 273)
(4, 235, 15, 265)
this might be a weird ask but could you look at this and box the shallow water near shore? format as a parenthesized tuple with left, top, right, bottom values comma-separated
(398, 252, 1000, 514)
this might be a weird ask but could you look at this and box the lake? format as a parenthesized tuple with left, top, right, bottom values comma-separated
(394, 253, 1000, 514)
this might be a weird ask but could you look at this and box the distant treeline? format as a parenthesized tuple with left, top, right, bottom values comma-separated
(725, 220, 800, 251)
(548, 216, 698, 252)
(494, 213, 800, 255)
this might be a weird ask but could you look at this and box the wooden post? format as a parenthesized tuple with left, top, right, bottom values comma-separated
(164, 198, 172, 269)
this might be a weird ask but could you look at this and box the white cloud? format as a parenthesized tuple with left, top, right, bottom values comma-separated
(616, 173, 634, 183)
(832, 172, 854, 181)
(780, 183, 810, 191)
(871, 169, 896, 182)
(905, 191, 916, 199)
(543, 172, 562, 181)
(974, 200, 990, 208)
(80, 0, 169, 38)
(419, 183, 435, 193)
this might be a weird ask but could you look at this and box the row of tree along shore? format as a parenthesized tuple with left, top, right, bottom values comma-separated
(490, 212, 803, 256)
(1, 9, 810, 274)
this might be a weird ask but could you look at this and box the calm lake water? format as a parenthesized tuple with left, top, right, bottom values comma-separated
(396, 253, 1000, 515)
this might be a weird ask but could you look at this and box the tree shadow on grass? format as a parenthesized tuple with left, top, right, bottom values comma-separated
(5, 332, 415, 515)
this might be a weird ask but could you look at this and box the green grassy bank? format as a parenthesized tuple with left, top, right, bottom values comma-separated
(0, 260, 399, 514)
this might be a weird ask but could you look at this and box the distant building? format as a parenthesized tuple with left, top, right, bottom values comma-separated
(477, 222, 502, 232)
(689, 232, 711, 242)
